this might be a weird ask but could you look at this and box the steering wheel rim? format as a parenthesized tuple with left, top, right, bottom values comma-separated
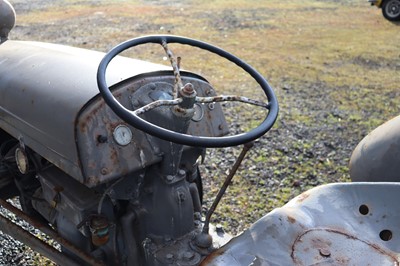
(97, 35, 279, 148)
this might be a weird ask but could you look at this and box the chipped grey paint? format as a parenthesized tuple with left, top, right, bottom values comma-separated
(203, 183, 400, 265)
(0, 40, 170, 183)
(195, 95, 269, 108)
(77, 76, 228, 186)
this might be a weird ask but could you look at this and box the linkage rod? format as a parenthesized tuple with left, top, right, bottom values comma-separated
(202, 142, 254, 234)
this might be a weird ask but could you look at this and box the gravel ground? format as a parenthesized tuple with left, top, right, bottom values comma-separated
(1, 0, 399, 265)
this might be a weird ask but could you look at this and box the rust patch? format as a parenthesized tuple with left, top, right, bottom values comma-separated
(110, 147, 119, 165)
(291, 227, 400, 265)
(200, 248, 226, 265)
(310, 237, 332, 249)
(296, 192, 310, 203)
(287, 215, 296, 224)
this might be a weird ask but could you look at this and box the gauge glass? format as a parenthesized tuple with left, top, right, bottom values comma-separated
(15, 147, 29, 174)
(192, 103, 204, 122)
(113, 125, 133, 146)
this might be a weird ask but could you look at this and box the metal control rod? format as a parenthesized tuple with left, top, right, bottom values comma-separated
(202, 141, 254, 235)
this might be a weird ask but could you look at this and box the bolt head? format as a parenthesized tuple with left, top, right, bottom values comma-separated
(182, 83, 194, 94)
(182, 251, 195, 261)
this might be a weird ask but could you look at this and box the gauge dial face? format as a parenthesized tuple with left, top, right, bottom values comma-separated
(15, 147, 29, 174)
(113, 125, 133, 146)
(192, 103, 204, 122)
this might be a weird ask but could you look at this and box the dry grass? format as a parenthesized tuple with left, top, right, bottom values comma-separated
(8, 0, 400, 254)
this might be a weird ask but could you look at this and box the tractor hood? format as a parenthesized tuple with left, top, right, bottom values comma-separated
(0, 40, 227, 186)
(0, 40, 169, 182)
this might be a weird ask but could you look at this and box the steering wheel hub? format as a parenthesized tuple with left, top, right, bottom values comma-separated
(97, 35, 279, 147)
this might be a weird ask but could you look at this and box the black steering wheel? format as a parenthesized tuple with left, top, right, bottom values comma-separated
(97, 35, 278, 148)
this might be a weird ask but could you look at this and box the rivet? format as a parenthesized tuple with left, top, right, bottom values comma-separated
(101, 168, 108, 175)
(178, 169, 186, 177)
(319, 248, 331, 258)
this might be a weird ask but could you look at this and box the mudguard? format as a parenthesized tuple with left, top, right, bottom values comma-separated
(203, 183, 400, 265)
(350, 115, 400, 182)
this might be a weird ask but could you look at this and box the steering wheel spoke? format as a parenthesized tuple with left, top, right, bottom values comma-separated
(97, 35, 279, 147)
(195, 95, 270, 109)
(132, 98, 183, 116)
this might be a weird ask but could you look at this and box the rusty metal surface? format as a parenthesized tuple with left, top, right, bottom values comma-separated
(161, 40, 182, 98)
(292, 228, 398, 265)
(134, 95, 269, 116)
(0, 40, 169, 183)
(195, 95, 269, 108)
(203, 183, 400, 265)
(133, 98, 183, 116)
(202, 142, 253, 236)
(77, 75, 228, 186)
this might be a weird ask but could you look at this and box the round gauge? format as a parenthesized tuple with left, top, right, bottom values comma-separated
(192, 103, 204, 122)
(113, 125, 133, 146)
(15, 147, 29, 174)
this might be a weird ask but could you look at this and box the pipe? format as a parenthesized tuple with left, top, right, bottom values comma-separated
(121, 207, 140, 266)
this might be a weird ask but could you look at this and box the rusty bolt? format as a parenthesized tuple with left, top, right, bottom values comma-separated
(101, 168, 108, 175)
(319, 248, 331, 258)
(182, 83, 194, 94)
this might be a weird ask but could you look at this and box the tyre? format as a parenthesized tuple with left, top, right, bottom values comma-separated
(382, 0, 400, 21)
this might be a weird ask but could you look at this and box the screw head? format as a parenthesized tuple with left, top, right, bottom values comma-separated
(182, 83, 194, 94)
(319, 248, 331, 258)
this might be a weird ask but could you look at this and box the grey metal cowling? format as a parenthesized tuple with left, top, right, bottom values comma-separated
(0, 0, 16, 43)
